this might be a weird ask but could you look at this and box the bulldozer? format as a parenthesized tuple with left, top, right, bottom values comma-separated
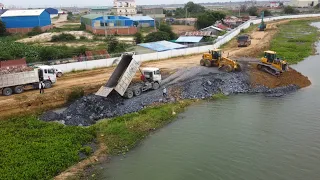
(200, 49, 241, 72)
(257, 50, 289, 76)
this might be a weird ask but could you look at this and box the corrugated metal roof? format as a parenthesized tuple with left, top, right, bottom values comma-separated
(201, 25, 223, 32)
(175, 36, 203, 43)
(138, 41, 187, 52)
(185, 31, 212, 36)
(1, 9, 46, 17)
(81, 14, 102, 20)
(127, 16, 154, 21)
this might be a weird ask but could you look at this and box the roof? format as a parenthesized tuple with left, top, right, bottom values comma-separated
(185, 31, 212, 36)
(45, 8, 58, 14)
(127, 16, 154, 21)
(0, 9, 7, 14)
(1, 9, 46, 17)
(175, 36, 203, 43)
(138, 41, 187, 52)
(201, 26, 223, 32)
(142, 67, 160, 72)
(81, 14, 102, 20)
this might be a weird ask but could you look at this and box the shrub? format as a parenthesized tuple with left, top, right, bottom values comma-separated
(80, 36, 87, 40)
(0, 20, 6, 36)
(27, 26, 42, 36)
(134, 32, 143, 44)
(67, 87, 85, 103)
(283, 6, 299, 14)
(80, 146, 93, 156)
(51, 33, 76, 42)
(247, 6, 258, 16)
(144, 31, 170, 42)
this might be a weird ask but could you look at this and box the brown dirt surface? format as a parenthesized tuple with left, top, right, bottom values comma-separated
(171, 25, 196, 35)
(0, 18, 317, 119)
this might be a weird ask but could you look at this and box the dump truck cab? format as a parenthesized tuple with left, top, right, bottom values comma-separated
(200, 49, 222, 67)
(141, 67, 162, 84)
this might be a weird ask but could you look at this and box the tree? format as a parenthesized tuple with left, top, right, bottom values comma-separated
(283, 6, 299, 14)
(263, 9, 272, 16)
(240, 4, 247, 12)
(0, 20, 6, 36)
(106, 35, 119, 53)
(144, 31, 170, 42)
(195, 11, 226, 30)
(134, 32, 143, 44)
(159, 23, 177, 40)
(247, 6, 258, 16)
(174, 1, 206, 18)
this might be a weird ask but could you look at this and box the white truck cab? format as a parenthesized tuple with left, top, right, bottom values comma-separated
(141, 67, 162, 84)
(37, 65, 57, 87)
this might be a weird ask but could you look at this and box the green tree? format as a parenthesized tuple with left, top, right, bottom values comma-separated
(159, 23, 177, 40)
(195, 11, 226, 30)
(144, 31, 170, 42)
(247, 6, 258, 16)
(262, 9, 272, 16)
(283, 6, 299, 14)
(106, 35, 119, 53)
(0, 20, 6, 36)
(174, 1, 206, 18)
(134, 32, 143, 44)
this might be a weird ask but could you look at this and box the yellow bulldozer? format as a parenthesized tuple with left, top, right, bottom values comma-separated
(200, 49, 241, 72)
(257, 50, 289, 76)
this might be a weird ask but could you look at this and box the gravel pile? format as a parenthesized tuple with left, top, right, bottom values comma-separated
(40, 65, 300, 126)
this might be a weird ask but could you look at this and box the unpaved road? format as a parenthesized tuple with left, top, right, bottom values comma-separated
(0, 18, 314, 118)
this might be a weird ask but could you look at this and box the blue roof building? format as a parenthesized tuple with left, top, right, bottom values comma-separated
(138, 41, 187, 52)
(45, 8, 58, 15)
(0, 9, 52, 33)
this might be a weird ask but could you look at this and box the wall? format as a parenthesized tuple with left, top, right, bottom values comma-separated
(6, 25, 53, 34)
(85, 25, 137, 35)
(54, 14, 320, 73)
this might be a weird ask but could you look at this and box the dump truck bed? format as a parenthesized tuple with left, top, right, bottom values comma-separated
(0, 69, 39, 88)
(95, 53, 141, 97)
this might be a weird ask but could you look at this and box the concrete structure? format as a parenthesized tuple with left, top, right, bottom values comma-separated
(0, 9, 52, 34)
(90, 6, 112, 15)
(290, 0, 316, 7)
(112, 0, 137, 16)
(142, 8, 165, 20)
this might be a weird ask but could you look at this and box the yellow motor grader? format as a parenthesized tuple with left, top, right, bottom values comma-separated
(200, 49, 241, 72)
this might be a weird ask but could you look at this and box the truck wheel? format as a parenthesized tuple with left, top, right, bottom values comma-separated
(200, 59, 205, 66)
(44, 81, 52, 89)
(125, 90, 134, 99)
(14, 86, 24, 94)
(2, 87, 13, 96)
(205, 60, 211, 67)
(152, 82, 160, 90)
(134, 88, 141, 96)
(56, 72, 63, 77)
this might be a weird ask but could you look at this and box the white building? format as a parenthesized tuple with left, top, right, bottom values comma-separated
(290, 0, 318, 7)
(112, 0, 137, 16)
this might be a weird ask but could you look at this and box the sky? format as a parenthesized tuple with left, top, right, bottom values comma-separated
(1, 0, 238, 8)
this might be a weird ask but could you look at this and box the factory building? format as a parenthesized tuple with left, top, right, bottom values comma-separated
(81, 14, 154, 35)
(0, 9, 52, 34)
(112, 0, 137, 16)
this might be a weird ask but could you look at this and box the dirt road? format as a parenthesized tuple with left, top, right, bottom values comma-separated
(0, 19, 313, 118)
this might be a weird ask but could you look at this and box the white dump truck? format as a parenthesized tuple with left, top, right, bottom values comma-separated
(0, 65, 57, 96)
(95, 52, 162, 98)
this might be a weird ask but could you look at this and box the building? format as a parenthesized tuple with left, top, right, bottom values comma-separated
(289, 0, 316, 7)
(185, 31, 215, 37)
(0, 9, 7, 16)
(175, 36, 204, 45)
(90, 6, 112, 15)
(0, 9, 52, 34)
(127, 16, 155, 27)
(200, 26, 223, 36)
(112, 0, 137, 16)
(270, 1, 281, 8)
(141, 8, 165, 21)
(45, 8, 59, 19)
(174, 18, 197, 26)
(136, 40, 187, 53)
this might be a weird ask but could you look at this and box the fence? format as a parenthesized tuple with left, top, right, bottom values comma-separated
(51, 14, 320, 73)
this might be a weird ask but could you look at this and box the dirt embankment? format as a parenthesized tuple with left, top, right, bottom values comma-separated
(0, 19, 314, 119)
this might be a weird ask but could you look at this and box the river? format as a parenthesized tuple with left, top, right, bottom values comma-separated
(96, 23, 320, 180)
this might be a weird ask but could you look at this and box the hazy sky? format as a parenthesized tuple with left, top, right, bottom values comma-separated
(2, 0, 235, 7)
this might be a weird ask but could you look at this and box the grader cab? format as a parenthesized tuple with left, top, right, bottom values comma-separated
(200, 49, 241, 72)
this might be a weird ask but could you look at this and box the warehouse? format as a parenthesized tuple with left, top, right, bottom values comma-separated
(81, 15, 154, 35)
(45, 8, 59, 18)
(0, 9, 52, 34)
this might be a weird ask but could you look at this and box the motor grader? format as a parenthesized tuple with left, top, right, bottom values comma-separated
(257, 50, 289, 76)
(200, 49, 241, 72)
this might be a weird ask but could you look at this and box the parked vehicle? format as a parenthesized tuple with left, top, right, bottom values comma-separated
(0, 65, 57, 96)
(55, 68, 63, 77)
(95, 52, 162, 99)
(237, 34, 251, 47)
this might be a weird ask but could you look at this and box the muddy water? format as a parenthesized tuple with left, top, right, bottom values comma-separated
(97, 23, 320, 180)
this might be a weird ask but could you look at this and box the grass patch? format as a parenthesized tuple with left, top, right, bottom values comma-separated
(67, 86, 85, 103)
(0, 115, 94, 180)
(270, 20, 320, 64)
(211, 93, 228, 100)
(92, 101, 192, 155)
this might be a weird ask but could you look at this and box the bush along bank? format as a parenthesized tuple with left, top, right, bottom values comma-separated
(270, 20, 320, 64)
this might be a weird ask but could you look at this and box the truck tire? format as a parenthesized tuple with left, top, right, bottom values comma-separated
(205, 60, 211, 67)
(44, 81, 52, 89)
(56, 72, 63, 77)
(152, 82, 160, 90)
(125, 89, 134, 99)
(2, 87, 13, 96)
(14, 86, 24, 94)
(134, 88, 141, 96)
(200, 59, 205, 66)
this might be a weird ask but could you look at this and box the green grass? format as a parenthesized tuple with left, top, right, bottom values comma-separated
(211, 93, 228, 100)
(92, 101, 192, 155)
(0, 116, 94, 180)
(270, 20, 320, 64)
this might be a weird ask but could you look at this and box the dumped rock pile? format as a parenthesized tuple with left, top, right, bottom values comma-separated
(40, 66, 300, 126)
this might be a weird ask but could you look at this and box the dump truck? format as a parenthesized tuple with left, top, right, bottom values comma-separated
(0, 65, 57, 96)
(237, 34, 251, 47)
(95, 52, 162, 99)
(200, 49, 241, 72)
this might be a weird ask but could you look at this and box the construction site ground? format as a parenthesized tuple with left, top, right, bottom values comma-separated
(0, 19, 312, 119)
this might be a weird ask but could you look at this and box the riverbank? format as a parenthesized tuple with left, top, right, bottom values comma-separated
(0, 18, 318, 180)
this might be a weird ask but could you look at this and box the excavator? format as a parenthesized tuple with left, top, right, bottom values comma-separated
(258, 11, 267, 31)
(200, 49, 241, 72)
(257, 50, 289, 76)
